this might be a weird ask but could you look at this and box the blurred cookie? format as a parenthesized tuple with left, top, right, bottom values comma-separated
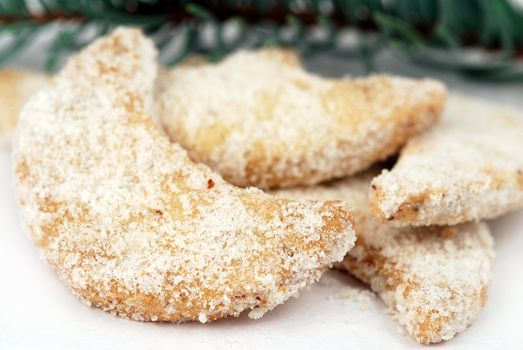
(0, 69, 49, 147)
(371, 94, 523, 226)
(158, 48, 446, 189)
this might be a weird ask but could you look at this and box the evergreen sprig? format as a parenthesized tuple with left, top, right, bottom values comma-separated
(0, 0, 523, 80)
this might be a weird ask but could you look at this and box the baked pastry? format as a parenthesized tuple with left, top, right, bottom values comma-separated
(157, 48, 446, 189)
(0, 57, 211, 148)
(13, 28, 356, 322)
(273, 169, 494, 343)
(371, 94, 523, 226)
(0, 69, 49, 147)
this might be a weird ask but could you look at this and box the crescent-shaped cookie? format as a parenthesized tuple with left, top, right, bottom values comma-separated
(273, 169, 493, 344)
(371, 94, 523, 226)
(157, 49, 446, 189)
(13, 28, 356, 323)
(0, 69, 49, 147)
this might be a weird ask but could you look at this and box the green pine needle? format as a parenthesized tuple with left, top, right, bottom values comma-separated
(0, 0, 522, 80)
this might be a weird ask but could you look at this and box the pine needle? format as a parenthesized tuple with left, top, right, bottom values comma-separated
(0, 0, 522, 80)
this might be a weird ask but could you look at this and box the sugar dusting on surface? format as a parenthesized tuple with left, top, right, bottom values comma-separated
(157, 49, 446, 189)
(11, 28, 356, 323)
(273, 169, 494, 344)
(371, 94, 523, 226)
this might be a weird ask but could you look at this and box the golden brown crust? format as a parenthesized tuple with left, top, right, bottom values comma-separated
(13, 28, 356, 323)
(273, 169, 494, 344)
(157, 49, 446, 189)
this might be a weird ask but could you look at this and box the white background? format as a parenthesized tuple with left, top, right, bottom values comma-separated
(1, 36, 523, 349)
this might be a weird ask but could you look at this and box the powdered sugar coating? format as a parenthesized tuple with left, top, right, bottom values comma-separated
(371, 94, 523, 226)
(273, 170, 493, 344)
(0, 69, 49, 147)
(157, 49, 446, 189)
(12, 28, 355, 323)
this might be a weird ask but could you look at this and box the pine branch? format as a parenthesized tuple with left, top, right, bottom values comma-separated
(0, 0, 522, 80)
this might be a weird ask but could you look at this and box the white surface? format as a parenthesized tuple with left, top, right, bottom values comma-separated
(1, 151, 523, 350)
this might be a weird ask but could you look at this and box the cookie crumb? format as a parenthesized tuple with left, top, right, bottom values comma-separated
(198, 312, 208, 323)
